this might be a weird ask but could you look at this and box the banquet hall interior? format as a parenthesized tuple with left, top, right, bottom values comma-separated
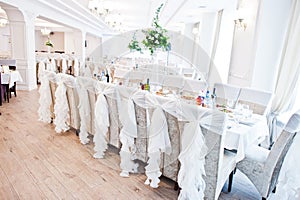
(0, 0, 300, 199)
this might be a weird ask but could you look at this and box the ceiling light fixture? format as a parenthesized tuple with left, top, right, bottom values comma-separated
(0, 6, 8, 28)
(234, 18, 247, 31)
(88, 0, 125, 31)
(41, 27, 51, 36)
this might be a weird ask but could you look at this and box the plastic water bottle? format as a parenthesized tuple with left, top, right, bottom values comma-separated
(205, 90, 212, 108)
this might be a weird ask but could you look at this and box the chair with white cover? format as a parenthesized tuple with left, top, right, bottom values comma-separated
(146, 73, 165, 91)
(213, 83, 241, 107)
(76, 76, 96, 144)
(176, 105, 237, 200)
(113, 68, 130, 85)
(235, 112, 299, 200)
(38, 70, 56, 124)
(128, 70, 145, 87)
(181, 68, 195, 79)
(182, 79, 207, 97)
(237, 87, 273, 115)
(162, 75, 184, 94)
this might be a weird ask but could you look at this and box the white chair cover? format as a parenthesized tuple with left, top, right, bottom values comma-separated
(163, 75, 184, 89)
(129, 70, 145, 81)
(61, 58, 67, 74)
(92, 81, 116, 158)
(46, 59, 52, 71)
(117, 86, 139, 177)
(84, 65, 92, 78)
(77, 76, 94, 144)
(213, 83, 241, 102)
(176, 104, 226, 200)
(50, 58, 56, 72)
(147, 73, 165, 86)
(38, 70, 56, 123)
(182, 79, 208, 94)
(237, 87, 273, 109)
(114, 68, 130, 79)
(38, 61, 46, 81)
(53, 73, 76, 133)
(74, 58, 79, 76)
(143, 94, 172, 188)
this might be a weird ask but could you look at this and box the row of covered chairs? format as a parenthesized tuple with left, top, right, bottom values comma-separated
(38, 71, 238, 199)
(113, 67, 208, 96)
(36, 56, 81, 84)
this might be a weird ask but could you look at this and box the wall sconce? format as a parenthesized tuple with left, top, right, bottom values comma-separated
(41, 27, 51, 36)
(192, 27, 199, 35)
(234, 18, 247, 31)
(0, 6, 8, 28)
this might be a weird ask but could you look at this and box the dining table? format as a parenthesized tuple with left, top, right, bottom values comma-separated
(0, 70, 23, 105)
(224, 113, 269, 162)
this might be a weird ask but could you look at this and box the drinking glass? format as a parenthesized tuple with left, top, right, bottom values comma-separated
(226, 99, 235, 109)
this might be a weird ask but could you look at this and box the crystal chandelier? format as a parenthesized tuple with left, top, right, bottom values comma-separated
(88, 0, 124, 31)
(41, 27, 51, 36)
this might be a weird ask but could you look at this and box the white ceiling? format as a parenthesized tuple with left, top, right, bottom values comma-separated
(34, 0, 236, 34)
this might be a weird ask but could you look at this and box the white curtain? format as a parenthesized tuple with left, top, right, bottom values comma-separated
(268, 0, 300, 145)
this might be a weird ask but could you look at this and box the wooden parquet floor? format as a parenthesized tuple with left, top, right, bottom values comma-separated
(0, 89, 260, 200)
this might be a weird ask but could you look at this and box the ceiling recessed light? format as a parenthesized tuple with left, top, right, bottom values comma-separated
(198, 6, 207, 8)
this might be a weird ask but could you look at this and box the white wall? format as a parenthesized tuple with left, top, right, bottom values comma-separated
(35, 30, 64, 52)
(86, 33, 102, 59)
(228, 0, 260, 87)
(0, 25, 11, 58)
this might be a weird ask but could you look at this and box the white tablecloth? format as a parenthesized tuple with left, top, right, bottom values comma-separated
(224, 114, 269, 162)
(1, 71, 23, 88)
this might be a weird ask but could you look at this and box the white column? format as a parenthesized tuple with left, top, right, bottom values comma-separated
(6, 7, 37, 90)
(23, 10, 37, 90)
(81, 31, 86, 65)
(208, 7, 236, 87)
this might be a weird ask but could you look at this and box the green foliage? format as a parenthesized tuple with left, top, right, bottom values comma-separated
(128, 3, 171, 55)
(128, 32, 142, 52)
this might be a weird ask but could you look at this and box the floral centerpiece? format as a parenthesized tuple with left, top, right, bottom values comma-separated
(45, 37, 53, 48)
(128, 3, 171, 55)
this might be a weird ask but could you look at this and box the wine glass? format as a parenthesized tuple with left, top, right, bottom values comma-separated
(226, 99, 235, 109)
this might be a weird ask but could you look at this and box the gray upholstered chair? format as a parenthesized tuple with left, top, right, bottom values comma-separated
(235, 113, 299, 200)
(176, 107, 237, 200)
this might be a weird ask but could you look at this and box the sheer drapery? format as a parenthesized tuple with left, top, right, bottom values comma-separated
(268, 0, 300, 145)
